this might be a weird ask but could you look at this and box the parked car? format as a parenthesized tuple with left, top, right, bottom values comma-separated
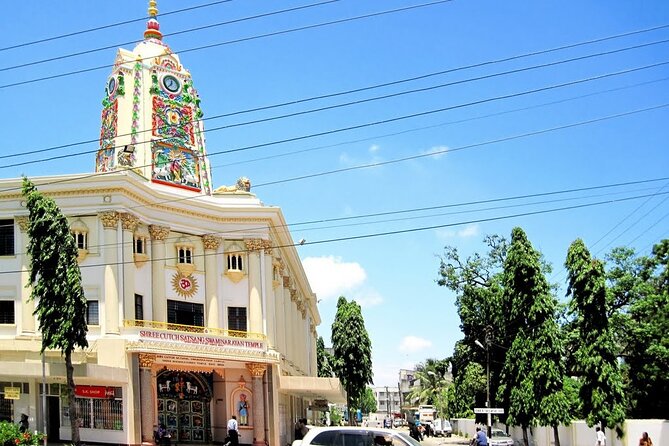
(432, 419, 452, 437)
(488, 428, 514, 446)
(292, 426, 422, 446)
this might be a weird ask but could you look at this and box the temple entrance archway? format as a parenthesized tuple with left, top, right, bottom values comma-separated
(157, 370, 212, 443)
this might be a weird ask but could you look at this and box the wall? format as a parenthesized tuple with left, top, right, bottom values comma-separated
(451, 418, 668, 446)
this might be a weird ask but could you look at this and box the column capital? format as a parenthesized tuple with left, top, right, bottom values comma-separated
(149, 224, 170, 240)
(120, 212, 140, 231)
(290, 289, 298, 302)
(246, 363, 266, 378)
(245, 238, 273, 253)
(15, 216, 30, 232)
(282, 276, 291, 289)
(273, 258, 285, 275)
(138, 353, 156, 368)
(99, 211, 119, 229)
(202, 234, 222, 251)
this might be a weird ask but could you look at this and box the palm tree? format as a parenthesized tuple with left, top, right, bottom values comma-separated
(407, 359, 450, 407)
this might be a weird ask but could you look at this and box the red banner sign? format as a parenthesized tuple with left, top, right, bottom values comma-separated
(75, 385, 115, 399)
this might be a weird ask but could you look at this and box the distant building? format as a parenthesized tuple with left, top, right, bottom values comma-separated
(369, 386, 402, 420)
(0, 2, 344, 445)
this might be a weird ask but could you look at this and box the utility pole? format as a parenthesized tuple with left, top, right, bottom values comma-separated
(484, 325, 492, 439)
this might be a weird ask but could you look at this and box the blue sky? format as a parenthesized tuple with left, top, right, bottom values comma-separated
(2, 1, 669, 387)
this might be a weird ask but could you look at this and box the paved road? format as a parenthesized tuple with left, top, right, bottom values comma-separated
(391, 427, 470, 446)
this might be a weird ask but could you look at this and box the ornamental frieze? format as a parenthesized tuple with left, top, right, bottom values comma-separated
(15, 216, 29, 232)
(149, 224, 170, 240)
(99, 211, 119, 228)
(120, 212, 140, 231)
(202, 234, 222, 251)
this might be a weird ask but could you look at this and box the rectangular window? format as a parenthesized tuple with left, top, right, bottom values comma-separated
(228, 307, 247, 332)
(167, 300, 204, 327)
(0, 300, 15, 324)
(0, 219, 14, 256)
(62, 388, 123, 431)
(86, 301, 99, 325)
(134, 294, 144, 321)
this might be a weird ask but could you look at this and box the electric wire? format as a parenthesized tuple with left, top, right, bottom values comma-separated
(5, 31, 669, 162)
(0, 0, 339, 72)
(0, 0, 454, 89)
(3, 57, 668, 175)
(2, 189, 667, 275)
(212, 77, 669, 169)
(0, 0, 236, 52)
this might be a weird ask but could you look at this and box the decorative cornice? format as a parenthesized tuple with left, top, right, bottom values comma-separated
(273, 258, 285, 275)
(290, 289, 298, 302)
(126, 341, 280, 363)
(202, 234, 222, 251)
(246, 363, 266, 378)
(149, 224, 170, 241)
(120, 212, 140, 231)
(282, 276, 290, 289)
(99, 211, 119, 229)
(138, 353, 156, 368)
(15, 216, 29, 232)
(0, 186, 273, 227)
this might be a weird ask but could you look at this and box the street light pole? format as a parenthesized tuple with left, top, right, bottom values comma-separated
(475, 326, 493, 439)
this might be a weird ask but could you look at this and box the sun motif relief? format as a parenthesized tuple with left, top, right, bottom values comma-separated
(171, 272, 199, 298)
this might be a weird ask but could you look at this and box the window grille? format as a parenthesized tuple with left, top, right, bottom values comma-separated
(86, 301, 99, 325)
(228, 307, 247, 332)
(62, 392, 123, 431)
(0, 219, 14, 256)
(0, 301, 15, 325)
(227, 254, 243, 271)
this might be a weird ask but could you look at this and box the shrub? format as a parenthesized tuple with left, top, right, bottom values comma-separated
(0, 421, 45, 446)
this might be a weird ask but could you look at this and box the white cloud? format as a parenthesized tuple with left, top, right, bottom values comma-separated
(351, 288, 383, 308)
(421, 145, 449, 159)
(457, 224, 479, 238)
(302, 256, 367, 301)
(435, 224, 479, 240)
(398, 335, 432, 353)
(369, 144, 380, 153)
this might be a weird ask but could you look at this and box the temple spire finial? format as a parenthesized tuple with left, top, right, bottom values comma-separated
(144, 0, 163, 41)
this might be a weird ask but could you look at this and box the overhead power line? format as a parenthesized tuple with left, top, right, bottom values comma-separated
(3, 55, 668, 173)
(0, 0, 454, 89)
(2, 189, 667, 276)
(0, 0, 339, 72)
(0, 0, 236, 52)
(5, 31, 667, 163)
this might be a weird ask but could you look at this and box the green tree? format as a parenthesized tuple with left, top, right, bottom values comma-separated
(317, 335, 335, 377)
(565, 239, 626, 434)
(406, 358, 449, 406)
(438, 235, 508, 420)
(613, 240, 669, 418)
(358, 387, 378, 415)
(22, 178, 89, 446)
(498, 228, 570, 446)
(331, 296, 374, 424)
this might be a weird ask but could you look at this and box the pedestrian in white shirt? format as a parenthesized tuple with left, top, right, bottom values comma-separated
(595, 426, 606, 446)
(227, 415, 239, 446)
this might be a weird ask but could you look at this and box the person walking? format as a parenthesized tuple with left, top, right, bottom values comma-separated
(18, 414, 29, 433)
(638, 432, 653, 446)
(595, 427, 606, 446)
(227, 415, 240, 446)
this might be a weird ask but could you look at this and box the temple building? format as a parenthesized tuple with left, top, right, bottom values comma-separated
(0, 2, 344, 445)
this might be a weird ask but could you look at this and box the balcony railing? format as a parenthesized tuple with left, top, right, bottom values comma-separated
(124, 320, 266, 341)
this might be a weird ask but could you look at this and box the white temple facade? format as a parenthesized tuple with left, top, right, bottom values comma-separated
(0, 2, 344, 445)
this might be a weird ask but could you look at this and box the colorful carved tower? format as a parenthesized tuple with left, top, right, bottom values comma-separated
(96, 0, 212, 195)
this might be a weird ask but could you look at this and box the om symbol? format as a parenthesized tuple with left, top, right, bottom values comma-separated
(179, 278, 192, 290)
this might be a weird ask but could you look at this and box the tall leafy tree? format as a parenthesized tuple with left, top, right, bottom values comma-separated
(316, 335, 335, 377)
(22, 178, 89, 446)
(616, 240, 669, 418)
(499, 228, 570, 446)
(565, 239, 625, 433)
(331, 296, 373, 424)
(358, 387, 378, 415)
(438, 235, 508, 420)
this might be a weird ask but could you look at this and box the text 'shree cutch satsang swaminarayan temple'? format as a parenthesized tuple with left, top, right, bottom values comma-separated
(0, 2, 344, 445)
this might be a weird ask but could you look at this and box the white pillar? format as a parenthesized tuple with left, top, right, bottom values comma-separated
(247, 363, 266, 446)
(121, 213, 139, 324)
(15, 217, 35, 334)
(263, 249, 276, 348)
(202, 234, 222, 328)
(100, 211, 120, 334)
(149, 225, 170, 323)
(245, 239, 263, 335)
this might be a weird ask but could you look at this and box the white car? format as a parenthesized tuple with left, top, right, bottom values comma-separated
(292, 426, 422, 446)
(488, 428, 514, 446)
